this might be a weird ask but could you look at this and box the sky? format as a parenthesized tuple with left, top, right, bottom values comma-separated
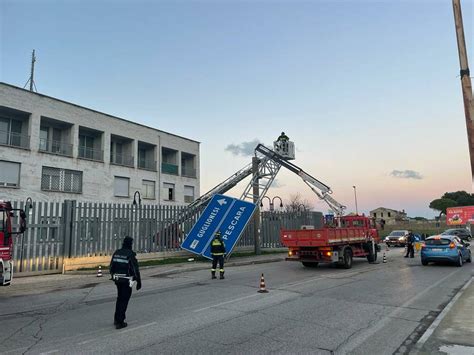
(1, 0, 473, 218)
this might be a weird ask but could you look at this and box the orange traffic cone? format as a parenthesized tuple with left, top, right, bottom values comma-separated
(97, 265, 103, 277)
(258, 273, 268, 293)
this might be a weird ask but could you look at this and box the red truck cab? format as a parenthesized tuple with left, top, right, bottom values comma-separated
(281, 215, 380, 269)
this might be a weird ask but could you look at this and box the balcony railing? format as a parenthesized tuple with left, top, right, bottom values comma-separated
(138, 158, 157, 171)
(39, 139, 73, 157)
(111, 153, 134, 167)
(181, 166, 197, 178)
(78, 146, 104, 162)
(0, 130, 30, 149)
(162, 162, 179, 175)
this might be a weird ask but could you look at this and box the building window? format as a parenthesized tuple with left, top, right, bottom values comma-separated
(381, 213, 384, 218)
(388, 212, 391, 218)
(0, 161, 20, 187)
(142, 180, 155, 199)
(39, 127, 49, 151)
(41, 167, 82, 193)
(184, 185, 194, 203)
(0, 116, 26, 148)
(114, 176, 130, 197)
(373, 213, 376, 217)
(163, 182, 175, 201)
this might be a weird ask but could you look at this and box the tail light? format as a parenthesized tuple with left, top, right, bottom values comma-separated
(421, 243, 426, 249)
(449, 242, 456, 249)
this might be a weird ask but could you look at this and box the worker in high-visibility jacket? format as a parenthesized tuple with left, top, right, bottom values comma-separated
(210, 231, 226, 279)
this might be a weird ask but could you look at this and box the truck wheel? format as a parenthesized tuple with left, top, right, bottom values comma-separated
(342, 249, 352, 269)
(302, 262, 319, 268)
(367, 249, 377, 263)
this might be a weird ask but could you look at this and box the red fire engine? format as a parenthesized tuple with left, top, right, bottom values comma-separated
(0, 201, 27, 286)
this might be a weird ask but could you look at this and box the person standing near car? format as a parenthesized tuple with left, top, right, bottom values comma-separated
(109, 236, 142, 329)
(404, 231, 415, 258)
(210, 231, 226, 279)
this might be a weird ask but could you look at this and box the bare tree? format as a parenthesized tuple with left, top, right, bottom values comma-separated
(284, 193, 313, 212)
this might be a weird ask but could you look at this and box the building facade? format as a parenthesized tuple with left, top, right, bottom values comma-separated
(0, 82, 200, 205)
(370, 207, 407, 225)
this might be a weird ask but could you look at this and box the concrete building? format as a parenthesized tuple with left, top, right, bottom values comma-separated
(370, 207, 407, 225)
(0, 82, 200, 205)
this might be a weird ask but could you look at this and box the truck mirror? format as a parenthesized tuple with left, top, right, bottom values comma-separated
(19, 210, 27, 233)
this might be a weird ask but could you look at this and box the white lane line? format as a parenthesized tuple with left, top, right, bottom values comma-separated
(336, 268, 463, 354)
(2, 347, 30, 354)
(40, 350, 59, 354)
(77, 322, 157, 345)
(415, 276, 473, 348)
(194, 294, 261, 313)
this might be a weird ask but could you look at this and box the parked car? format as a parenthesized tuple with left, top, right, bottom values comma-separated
(441, 228, 472, 242)
(384, 230, 410, 247)
(421, 235, 471, 266)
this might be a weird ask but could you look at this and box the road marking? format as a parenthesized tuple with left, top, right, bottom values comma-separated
(40, 350, 59, 354)
(194, 293, 261, 312)
(77, 322, 157, 345)
(336, 268, 462, 354)
(415, 276, 473, 349)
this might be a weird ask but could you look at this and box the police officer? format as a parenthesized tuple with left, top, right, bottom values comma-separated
(210, 231, 226, 279)
(404, 231, 415, 258)
(109, 236, 141, 329)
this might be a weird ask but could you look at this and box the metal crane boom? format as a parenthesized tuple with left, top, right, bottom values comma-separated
(254, 144, 346, 215)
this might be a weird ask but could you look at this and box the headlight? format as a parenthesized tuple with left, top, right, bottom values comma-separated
(399, 236, 405, 241)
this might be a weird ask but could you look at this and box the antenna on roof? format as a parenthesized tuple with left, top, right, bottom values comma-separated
(23, 50, 37, 92)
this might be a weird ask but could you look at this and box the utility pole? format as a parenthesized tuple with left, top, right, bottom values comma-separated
(252, 156, 261, 255)
(452, 0, 474, 185)
(23, 50, 37, 92)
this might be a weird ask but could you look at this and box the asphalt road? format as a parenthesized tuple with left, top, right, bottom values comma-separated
(0, 249, 472, 355)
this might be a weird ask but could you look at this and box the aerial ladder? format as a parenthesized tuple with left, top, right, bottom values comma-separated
(254, 144, 346, 216)
(172, 140, 345, 238)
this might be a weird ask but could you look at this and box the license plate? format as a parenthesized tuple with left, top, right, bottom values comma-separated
(431, 248, 443, 252)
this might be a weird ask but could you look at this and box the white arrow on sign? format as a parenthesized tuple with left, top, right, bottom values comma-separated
(217, 199, 228, 206)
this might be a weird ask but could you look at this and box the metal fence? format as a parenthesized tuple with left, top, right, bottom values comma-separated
(9, 200, 323, 275)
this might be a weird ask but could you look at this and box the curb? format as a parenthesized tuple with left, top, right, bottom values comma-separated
(147, 256, 285, 277)
(414, 276, 473, 351)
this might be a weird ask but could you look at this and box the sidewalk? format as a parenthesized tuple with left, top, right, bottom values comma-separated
(0, 253, 286, 297)
(413, 276, 474, 355)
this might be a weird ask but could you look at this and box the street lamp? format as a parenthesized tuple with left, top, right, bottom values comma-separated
(25, 197, 33, 216)
(260, 196, 271, 210)
(20, 197, 33, 272)
(133, 191, 142, 206)
(352, 186, 358, 215)
(260, 196, 283, 211)
(297, 203, 306, 212)
(272, 196, 283, 211)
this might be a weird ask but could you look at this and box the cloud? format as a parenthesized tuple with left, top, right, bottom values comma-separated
(270, 178, 284, 188)
(390, 170, 423, 180)
(225, 139, 262, 157)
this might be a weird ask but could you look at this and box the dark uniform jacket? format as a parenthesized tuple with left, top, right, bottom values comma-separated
(109, 247, 141, 283)
(406, 233, 415, 245)
(210, 237, 226, 256)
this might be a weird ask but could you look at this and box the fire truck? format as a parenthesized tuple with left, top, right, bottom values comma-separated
(0, 201, 27, 286)
(281, 215, 380, 269)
